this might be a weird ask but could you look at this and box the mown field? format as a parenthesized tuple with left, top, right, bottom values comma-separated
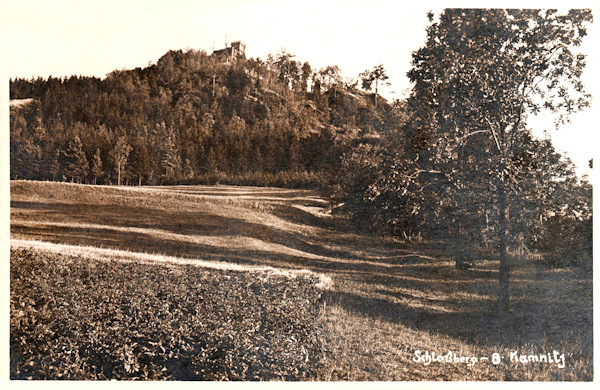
(10, 180, 593, 380)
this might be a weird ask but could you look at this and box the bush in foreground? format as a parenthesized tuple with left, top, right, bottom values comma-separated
(10, 248, 325, 380)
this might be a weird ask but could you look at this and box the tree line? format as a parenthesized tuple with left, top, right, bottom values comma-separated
(11, 49, 400, 186)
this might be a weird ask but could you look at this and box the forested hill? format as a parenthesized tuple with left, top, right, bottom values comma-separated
(10, 47, 405, 186)
(9, 29, 592, 271)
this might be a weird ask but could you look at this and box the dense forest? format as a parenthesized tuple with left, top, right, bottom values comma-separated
(10, 46, 401, 188)
(10, 9, 593, 278)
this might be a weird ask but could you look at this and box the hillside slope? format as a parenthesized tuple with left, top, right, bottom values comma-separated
(10, 181, 593, 380)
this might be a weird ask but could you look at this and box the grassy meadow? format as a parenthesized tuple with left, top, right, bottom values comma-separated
(10, 180, 593, 380)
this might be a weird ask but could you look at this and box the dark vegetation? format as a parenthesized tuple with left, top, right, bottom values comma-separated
(335, 9, 594, 277)
(10, 47, 402, 188)
(10, 247, 325, 380)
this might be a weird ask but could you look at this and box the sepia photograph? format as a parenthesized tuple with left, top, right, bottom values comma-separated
(2, 0, 597, 383)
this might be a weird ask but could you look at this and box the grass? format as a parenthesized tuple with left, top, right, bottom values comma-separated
(10, 180, 593, 380)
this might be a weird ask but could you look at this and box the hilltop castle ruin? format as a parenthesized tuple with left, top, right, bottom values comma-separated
(212, 41, 246, 62)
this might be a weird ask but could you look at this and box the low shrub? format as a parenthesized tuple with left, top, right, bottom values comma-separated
(10, 248, 325, 380)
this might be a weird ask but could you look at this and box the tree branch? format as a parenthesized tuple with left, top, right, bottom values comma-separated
(523, 45, 562, 98)
(460, 129, 490, 141)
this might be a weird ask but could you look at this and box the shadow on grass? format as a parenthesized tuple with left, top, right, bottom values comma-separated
(10, 185, 593, 356)
(11, 200, 410, 264)
(325, 289, 507, 343)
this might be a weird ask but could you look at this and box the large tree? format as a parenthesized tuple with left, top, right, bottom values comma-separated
(407, 9, 592, 312)
(129, 138, 150, 186)
(90, 148, 104, 185)
(110, 136, 132, 186)
(65, 135, 88, 183)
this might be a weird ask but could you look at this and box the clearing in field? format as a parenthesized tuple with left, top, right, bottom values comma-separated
(10, 180, 593, 380)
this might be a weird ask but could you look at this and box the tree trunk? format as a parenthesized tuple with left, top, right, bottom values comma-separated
(375, 80, 378, 109)
(117, 162, 121, 186)
(139, 175, 142, 186)
(497, 175, 510, 312)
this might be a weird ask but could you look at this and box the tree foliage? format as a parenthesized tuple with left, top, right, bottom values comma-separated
(110, 136, 132, 186)
(359, 64, 390, 108)
(10, 46, 398, 187)
(65, 135, 88, 183)
(333, 9, 593, 311)
(408, 9, 592, 310)
(91, 149, 103, 185)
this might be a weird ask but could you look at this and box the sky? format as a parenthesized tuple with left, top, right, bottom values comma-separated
(1, 0, 598, 178)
